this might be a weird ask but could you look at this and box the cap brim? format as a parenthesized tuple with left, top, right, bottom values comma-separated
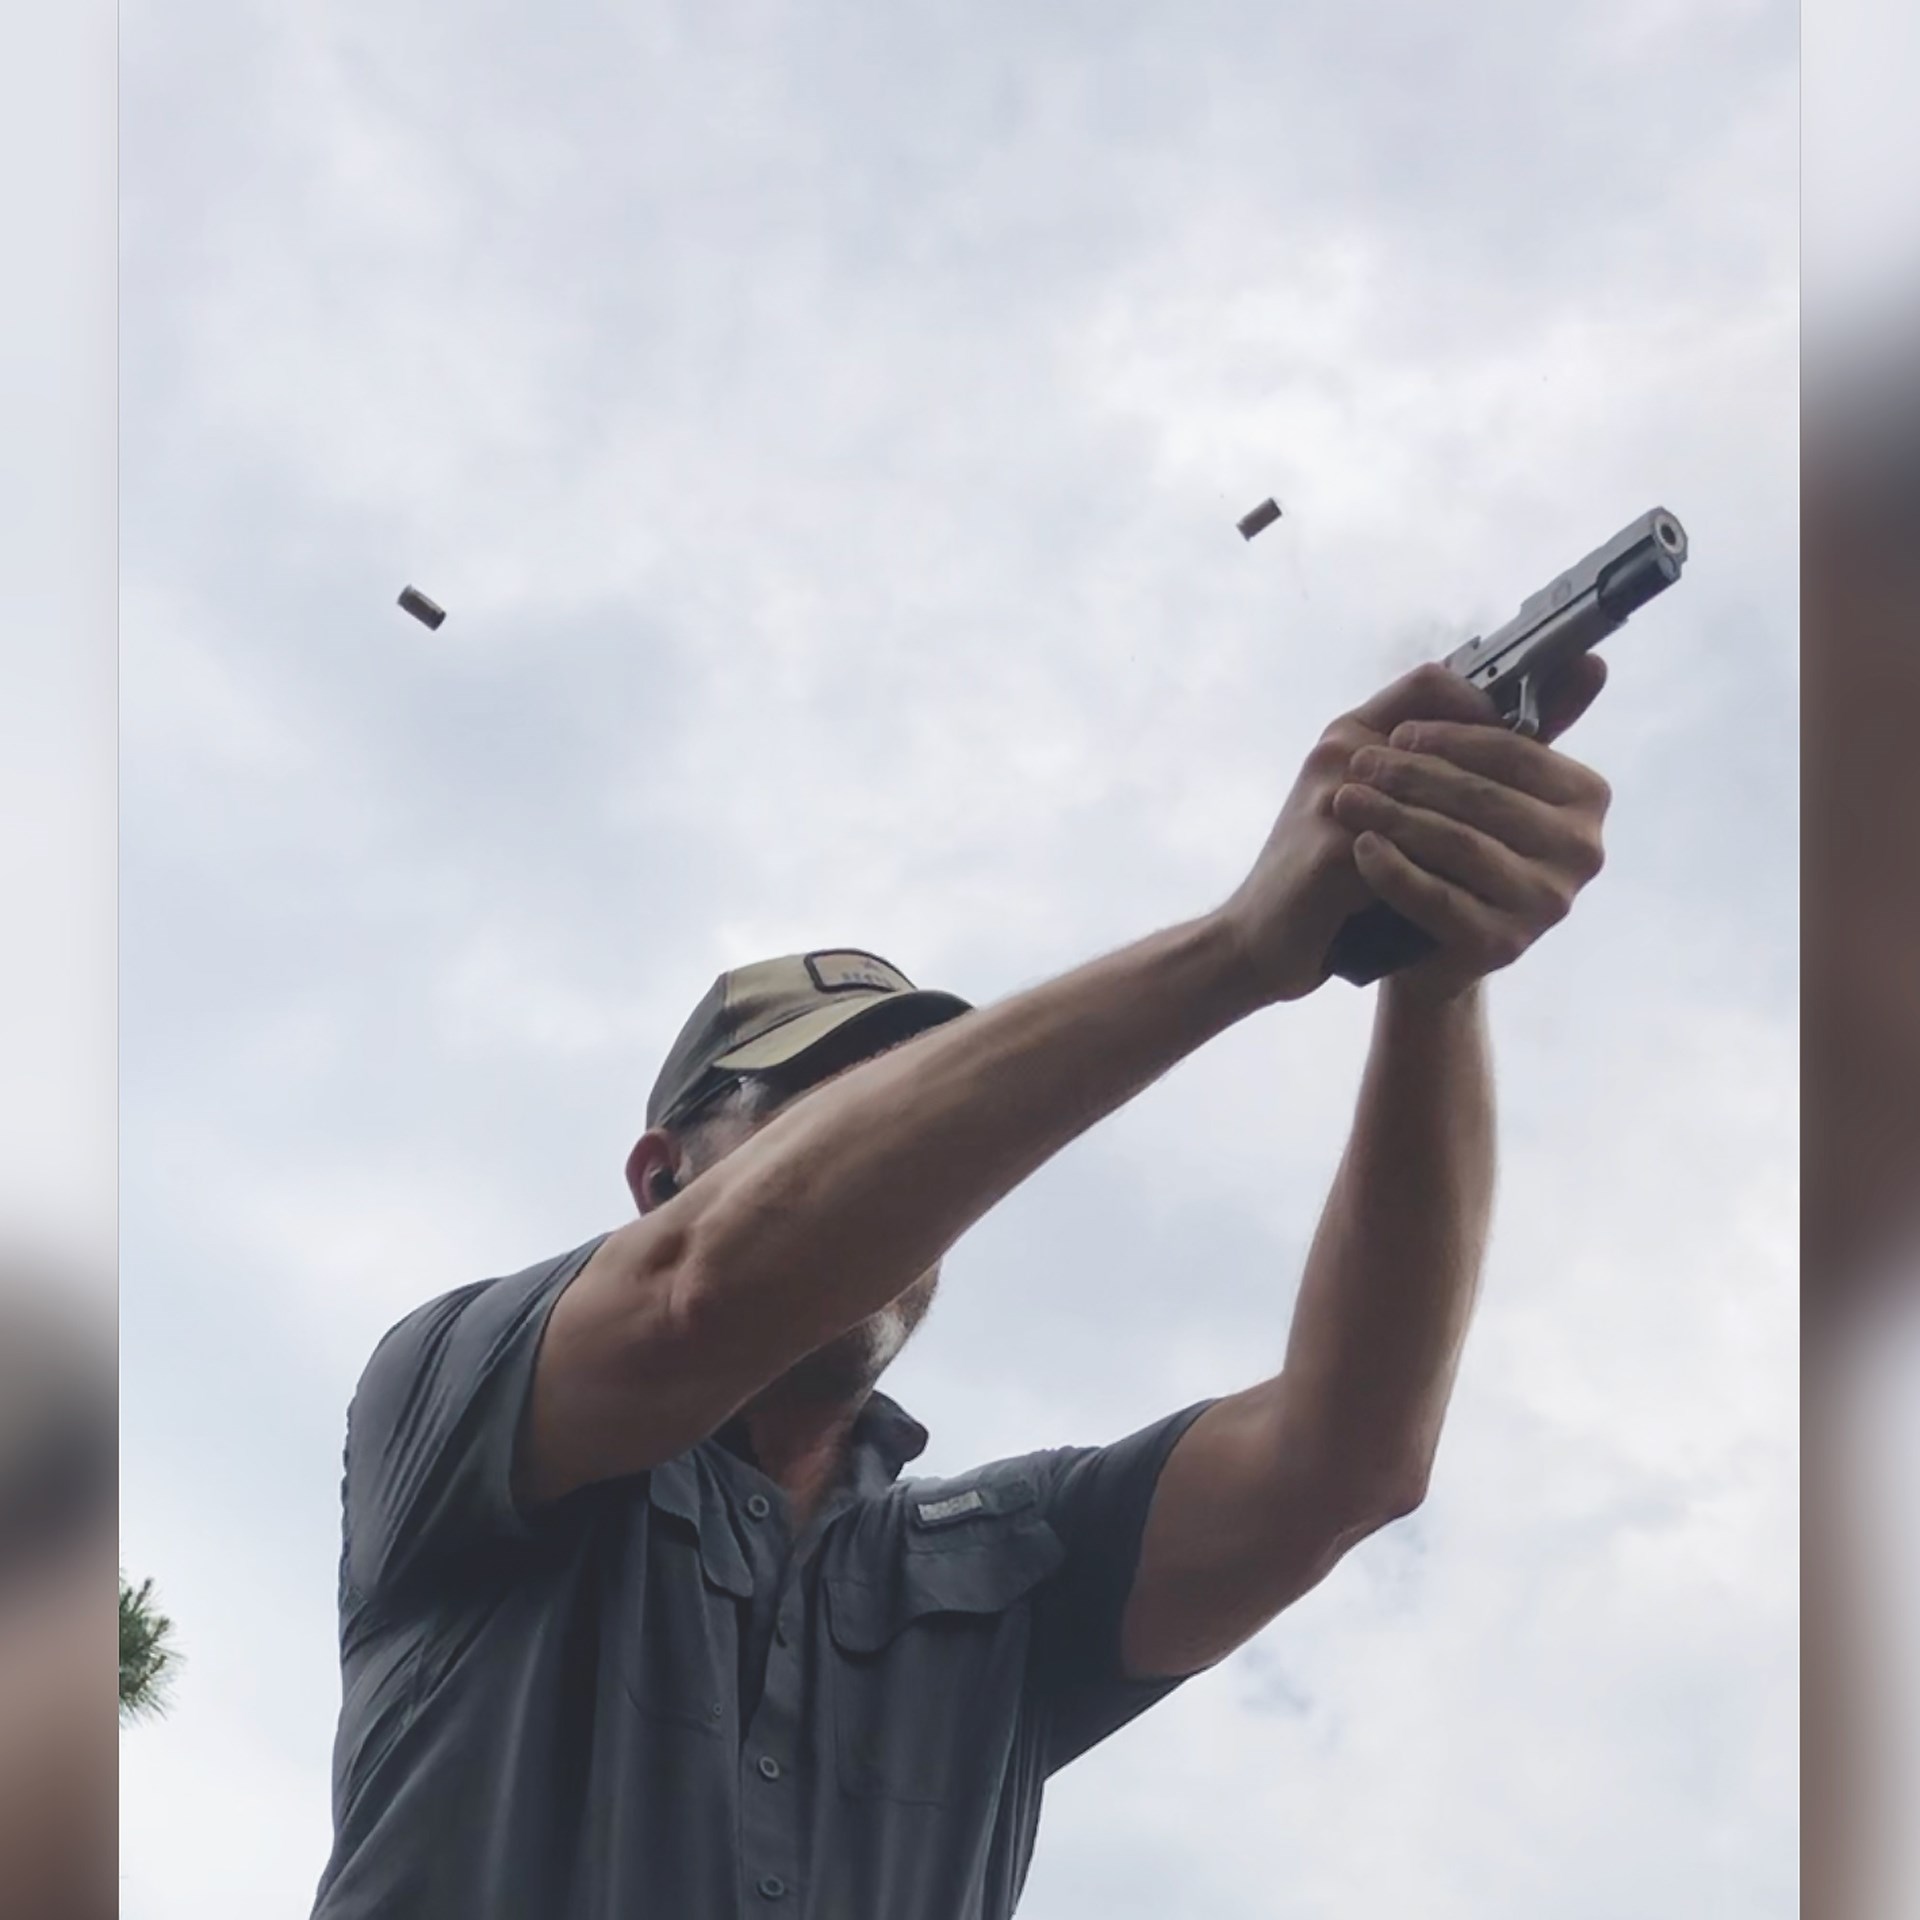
(712, 989, 972, 1076)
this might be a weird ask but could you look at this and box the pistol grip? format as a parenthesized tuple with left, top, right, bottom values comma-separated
(1325, 902, 1438, 986)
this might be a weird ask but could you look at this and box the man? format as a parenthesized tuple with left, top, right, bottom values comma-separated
(310, 657, 1612, 1918)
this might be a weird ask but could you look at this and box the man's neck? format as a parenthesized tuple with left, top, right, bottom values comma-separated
(736, 1383, 870, 1529)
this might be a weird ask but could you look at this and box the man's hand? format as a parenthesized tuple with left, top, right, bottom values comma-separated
(1217, 657, 1611, 1004)
(1330, 652, 1610, 1001)
(1124, 661, 1619, 1679)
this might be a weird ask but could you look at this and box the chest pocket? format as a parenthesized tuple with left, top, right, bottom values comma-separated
(825, 1511, 1065, 1806)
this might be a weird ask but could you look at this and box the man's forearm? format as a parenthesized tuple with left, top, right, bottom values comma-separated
(1278, 979, 1496, 1506)
(672, 913, 1263, 1374)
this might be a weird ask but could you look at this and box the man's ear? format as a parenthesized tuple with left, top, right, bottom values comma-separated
(625, 1130, 682, 1214)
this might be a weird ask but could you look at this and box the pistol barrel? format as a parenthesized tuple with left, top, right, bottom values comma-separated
(1442, 507, 1688, 725)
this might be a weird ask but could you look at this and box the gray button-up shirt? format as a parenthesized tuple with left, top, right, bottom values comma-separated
(310, 1240, 1215, 1919)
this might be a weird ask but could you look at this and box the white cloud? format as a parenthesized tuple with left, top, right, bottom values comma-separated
(115, 0, 1796, 1913)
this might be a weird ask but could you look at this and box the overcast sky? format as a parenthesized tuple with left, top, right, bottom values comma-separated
(115, 2, 1797, 1913)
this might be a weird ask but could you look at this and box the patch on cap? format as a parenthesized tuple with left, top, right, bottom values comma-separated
(804, 950, 912, 995)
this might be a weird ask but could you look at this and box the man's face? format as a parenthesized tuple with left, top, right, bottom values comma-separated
(682, 1040, 943, 1402)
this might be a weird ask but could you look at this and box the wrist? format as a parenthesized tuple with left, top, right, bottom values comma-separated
(1378, 971, 1486, 1025)
(1185, 908, 1281, 1024)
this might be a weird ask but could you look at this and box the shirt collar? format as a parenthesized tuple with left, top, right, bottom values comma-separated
(713, 1389, 929, 1486)
(854, 1389, 929, 1479)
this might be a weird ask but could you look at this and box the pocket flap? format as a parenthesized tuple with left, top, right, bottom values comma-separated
(826, 1520, 1064, 1653)
(645, 1459, 753, 1599)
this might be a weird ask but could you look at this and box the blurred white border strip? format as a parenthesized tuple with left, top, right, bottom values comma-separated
(0, 0, 117, 1287)
(1803, 0, 1920, 363)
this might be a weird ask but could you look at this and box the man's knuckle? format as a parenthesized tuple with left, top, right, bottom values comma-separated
(1495, 737, 1542, 783)
(1461, 913, 1523, 966)
(1550, 819, 1605, 883)
(1440, 819, 1486, 869)
(1490, 927, 1530, 969)
(1464, 767, 1512, 813)
(1412, 663, 1476, 712)
(1312, 729, 1361, 774)
(1558, 753, 1609, 808)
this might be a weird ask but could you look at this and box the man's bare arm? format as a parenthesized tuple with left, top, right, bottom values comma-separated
(515, 915, 1263, 1508)
(1121, 661, 1611, 1678)
(515, 662, 1509, 1513)
(1121, 979, 1494, 1676)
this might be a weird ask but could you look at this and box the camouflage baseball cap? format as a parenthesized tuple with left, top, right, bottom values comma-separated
(646, 949, 973, 1131)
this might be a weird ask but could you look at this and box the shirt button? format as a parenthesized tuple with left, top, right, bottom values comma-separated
(746, 1494, 773, 1520)
(757, 1874, 787, 1899)
(774, 1618, 792, 1646)
(757, 1754, 781, 1780)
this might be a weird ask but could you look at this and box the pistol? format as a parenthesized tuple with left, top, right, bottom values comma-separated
(1326, 506, 1690, 986)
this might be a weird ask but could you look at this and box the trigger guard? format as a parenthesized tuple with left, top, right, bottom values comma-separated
(1508, 673, 1542, 738)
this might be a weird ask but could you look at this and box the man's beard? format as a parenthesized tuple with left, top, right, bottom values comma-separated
(779, 1271, 938, 1405)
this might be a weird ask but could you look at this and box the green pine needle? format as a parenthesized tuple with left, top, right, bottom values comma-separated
(119, 1570, 180, 1724)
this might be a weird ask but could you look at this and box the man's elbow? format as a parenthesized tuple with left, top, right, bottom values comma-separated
(1271, 1390, 1432, 1531)
(1367, 1458, 1431, 1524)
(1377, 1472, 1428, 1523)
(1326, 1459, 1429, 1534)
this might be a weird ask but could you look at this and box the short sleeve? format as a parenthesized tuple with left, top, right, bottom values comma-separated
(1026, 1397, 1220, 1774)
(340, 1239, 604, 1609)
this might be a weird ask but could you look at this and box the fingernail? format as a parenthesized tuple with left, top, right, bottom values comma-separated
(1390, 724, 1419, 750)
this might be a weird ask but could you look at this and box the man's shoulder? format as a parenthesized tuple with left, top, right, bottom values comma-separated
(353, 1238, 610, 1394)
(828, 1452, 1072, 1639)
(891, 1448, 1070, 1528)
(886, 1401, 1220, 1542)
